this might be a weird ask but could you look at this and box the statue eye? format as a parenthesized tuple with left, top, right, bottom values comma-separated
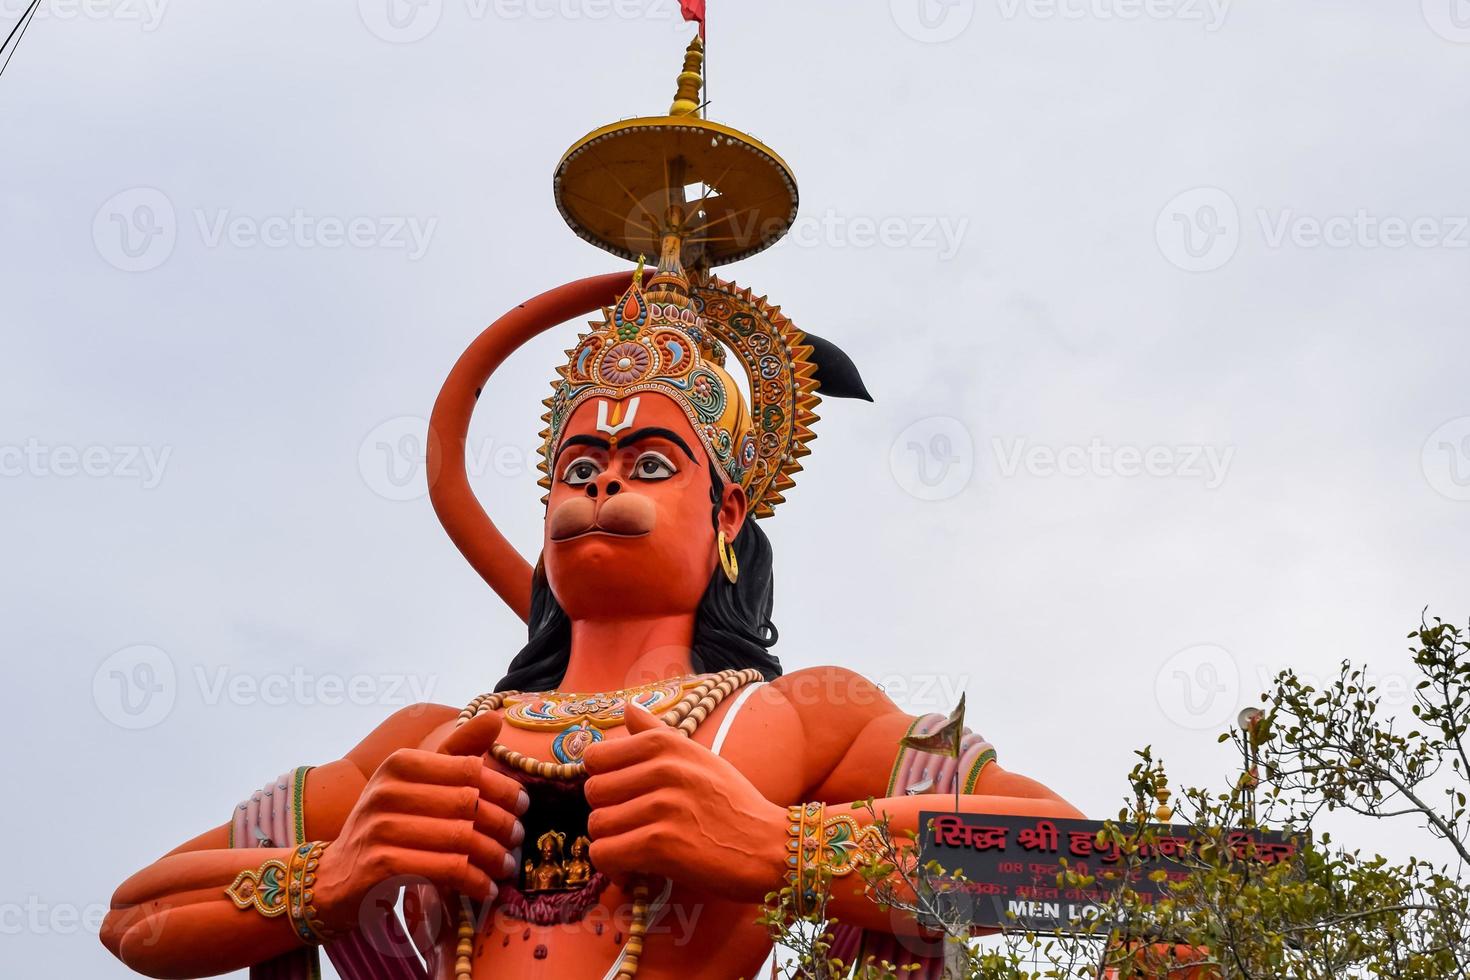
(561, 457, 603, 486)
(631, 451, 676, 481)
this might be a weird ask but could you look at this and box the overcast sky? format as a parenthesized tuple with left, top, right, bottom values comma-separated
(3, 0, 1470, 975)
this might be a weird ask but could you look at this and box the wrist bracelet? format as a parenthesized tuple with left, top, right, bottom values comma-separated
(785, 802, 888, 918)
(286, 841, 333, 944)
(785, 802, 824, 917)
(225, 841, 333, 945)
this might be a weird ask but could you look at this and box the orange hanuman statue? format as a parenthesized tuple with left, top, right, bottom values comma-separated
(102, 36, 1080, 980)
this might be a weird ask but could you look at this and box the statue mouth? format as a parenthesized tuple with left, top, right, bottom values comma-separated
(550, 526, 649, 542)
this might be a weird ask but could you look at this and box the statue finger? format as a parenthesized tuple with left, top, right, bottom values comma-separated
(438, 710, 504, 758)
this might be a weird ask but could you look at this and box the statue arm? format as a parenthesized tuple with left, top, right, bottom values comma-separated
(788, 672, 1083, 935)
(101, 703, 458, 978)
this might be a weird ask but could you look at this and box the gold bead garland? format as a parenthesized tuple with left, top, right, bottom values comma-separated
(451, 668, 763, 980)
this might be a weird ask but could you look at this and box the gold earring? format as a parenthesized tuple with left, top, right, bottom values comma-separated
(717, 530, 739, 584)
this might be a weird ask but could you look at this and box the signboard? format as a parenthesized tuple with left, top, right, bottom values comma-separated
(916, 811, 1297, 933)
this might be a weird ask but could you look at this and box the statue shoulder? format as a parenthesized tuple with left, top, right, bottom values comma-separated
(769, 666, 902, 730)
(768, 667, 908, 794)
(343, 702, 461, 776)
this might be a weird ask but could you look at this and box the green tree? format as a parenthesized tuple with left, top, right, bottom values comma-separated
(759, 615, 1470, 979)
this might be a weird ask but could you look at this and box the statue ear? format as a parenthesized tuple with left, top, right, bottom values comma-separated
(718, 482, 748, 541)
(804, 332, 873, 402)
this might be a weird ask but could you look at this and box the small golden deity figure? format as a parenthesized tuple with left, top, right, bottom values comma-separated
(563, 835, 594, 887)
(524, 830, 568, 893)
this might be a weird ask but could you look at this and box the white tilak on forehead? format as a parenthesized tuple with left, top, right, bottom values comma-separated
(595, 397, 640, 437)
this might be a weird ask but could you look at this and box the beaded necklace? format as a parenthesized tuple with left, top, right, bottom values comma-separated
(451, 667, 764, 980)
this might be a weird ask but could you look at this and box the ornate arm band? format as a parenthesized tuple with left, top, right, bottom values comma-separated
(226, 841, 334, 945)
(784, 803, 887, 918)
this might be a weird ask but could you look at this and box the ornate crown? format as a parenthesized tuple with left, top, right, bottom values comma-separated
(539, 260, 820, 519)
(537, 35, 869, 519)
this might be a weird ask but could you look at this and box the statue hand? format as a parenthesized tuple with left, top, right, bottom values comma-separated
(582, 703, 787, 903)
(314, 711, 528, 933)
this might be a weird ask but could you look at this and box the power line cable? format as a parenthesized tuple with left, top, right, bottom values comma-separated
(0, 0, 43, 81)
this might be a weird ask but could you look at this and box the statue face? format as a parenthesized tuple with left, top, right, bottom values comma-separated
(544, 391, 746, 621)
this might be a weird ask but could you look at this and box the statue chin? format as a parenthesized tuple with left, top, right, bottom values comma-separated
(546, 517, 715, 621)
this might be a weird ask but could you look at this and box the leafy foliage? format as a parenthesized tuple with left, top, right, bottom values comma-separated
(759, 615, 1470, 979)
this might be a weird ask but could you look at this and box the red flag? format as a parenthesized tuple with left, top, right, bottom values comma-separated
(679, 0, 706, 37)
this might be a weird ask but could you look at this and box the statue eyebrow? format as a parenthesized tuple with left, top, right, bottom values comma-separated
(613, 427, 699, 462)
(554, 434, 610, 466)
